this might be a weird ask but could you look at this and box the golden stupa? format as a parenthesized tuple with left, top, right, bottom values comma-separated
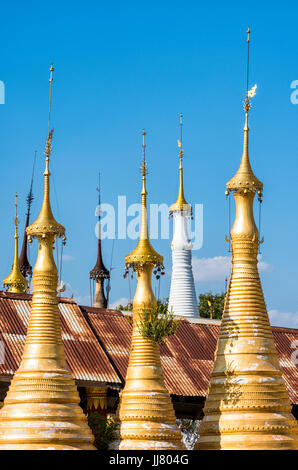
(3, 194, 28, 294)
(196, 29, 298, 450)
(119, 131, 184, 450)
(0, 66, 95, 450)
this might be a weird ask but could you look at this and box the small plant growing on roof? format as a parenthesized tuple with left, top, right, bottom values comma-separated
(137, 301, 180, 345)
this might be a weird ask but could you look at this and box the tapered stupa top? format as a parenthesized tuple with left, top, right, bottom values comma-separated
(19, 152, 36, 278)
(90, 174, 110, 280)
(125, 130, 163, 269)
(3, 194, 28, 293)
(170, 114, 192, 214)
(226, 28, 263, 195)
(27, 65, 65, 240)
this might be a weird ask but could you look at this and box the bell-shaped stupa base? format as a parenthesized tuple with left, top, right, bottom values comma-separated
(0, 345, 95, 450)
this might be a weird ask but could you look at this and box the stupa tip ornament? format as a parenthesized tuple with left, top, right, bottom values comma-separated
(27, 129, 65, 240)
(119, 131, 184, 450)
(226, 28, 263, 196)
(0, 65, 95, 450)
(169, 114, 192, 215)
(125, 130, 164, 270)
(3, 194, 28, 293)
(226, 90, 263, 195)
(196, 28, 298, 450)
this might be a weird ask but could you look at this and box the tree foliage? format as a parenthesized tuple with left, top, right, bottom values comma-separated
(198, 292, 225, 319)
(87, 412, 117, 450)
(117, 302, 133, 311)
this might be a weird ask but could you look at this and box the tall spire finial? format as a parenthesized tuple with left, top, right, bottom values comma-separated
(3, 194, 28, 293)
(179, 113, 183, 169)
(141, 129, 147, 178)
(179, 112, 183, 150)
(125, 130, 163, 270)
(14, 193, 18, 230)
(48, 64, 54, 138)
(243, 26, 257, 122)
(27, 64, 65, 240)
(246, 27, 250, 97)
(169, 114, 191, 214)
(226, 28, 262, 195)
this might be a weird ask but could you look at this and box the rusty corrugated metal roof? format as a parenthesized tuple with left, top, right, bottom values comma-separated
(82, 307, 298, 403)
(80, 307, 131, 381)
(0, 292, 121, 385)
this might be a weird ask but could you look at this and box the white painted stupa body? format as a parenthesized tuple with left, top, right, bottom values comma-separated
(168, 210, 198, 318)
(168, 121, 198, 319)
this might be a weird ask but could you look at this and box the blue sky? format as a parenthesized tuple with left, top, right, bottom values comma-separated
(1, 1, 298, 327)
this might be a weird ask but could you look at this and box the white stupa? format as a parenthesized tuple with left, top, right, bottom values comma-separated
(168, 115, 198, 318)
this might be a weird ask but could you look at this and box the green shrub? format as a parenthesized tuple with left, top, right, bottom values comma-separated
(87, 412, 117, 450)
(137, 303, 180, 345)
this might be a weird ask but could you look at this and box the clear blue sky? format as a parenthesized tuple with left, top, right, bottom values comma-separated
(1, 1, 298, 327)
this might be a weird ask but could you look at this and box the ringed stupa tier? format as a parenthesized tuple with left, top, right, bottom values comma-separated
(0, 66, 95, 450)
(89, 175, 110, 308)
(196, 29, 298, 450)
(168, 115, 198, 318)
(3, 194, 28, 294)
(119, 131, 184, 450)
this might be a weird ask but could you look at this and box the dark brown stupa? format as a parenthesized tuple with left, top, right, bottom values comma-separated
(19, 163, 35, 279)
(89, 176, 110, 308)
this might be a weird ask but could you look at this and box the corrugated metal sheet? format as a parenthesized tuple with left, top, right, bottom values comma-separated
(0, 292, 121, 385)
(83, 307, 298, 403)
(272, 327, 298, 405)
(81, 307, 131, 380)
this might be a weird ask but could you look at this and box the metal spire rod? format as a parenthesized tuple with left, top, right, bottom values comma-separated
(246, 27, 250, 96)
(180, 113, 183, 149)
(141, 129, 147, 177)
(48, 64, 54, 137)
(27, 150, 37, 210)
(14, 193, 18, 228)
(96, 172, 101, 206)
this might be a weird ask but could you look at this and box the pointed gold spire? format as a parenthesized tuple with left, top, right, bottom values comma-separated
(0, 65, 95, 450)
(3, 194, 28, 293)
(125, 130, 163, 268)
(120, 131, 183, 450)
(169, 114, 191, 214)
(196, 28, 297, 451)
(27, 66, 65, 241)
(226, 29, 262, 195)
